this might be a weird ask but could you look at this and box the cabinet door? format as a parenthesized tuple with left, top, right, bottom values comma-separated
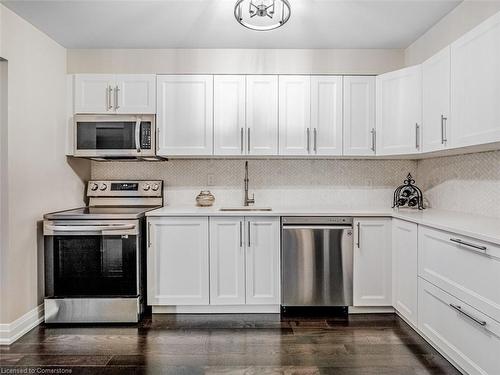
(376, 65, 422, 155)
(213, 75, 246, 156)
(147, 217, 209, 305)
(311, 76, 343, 155)
(209, 217, 246, 305)
(419, 278, 500, 375)
(74, 74, 114, 114)
(246, 76, 279, 155)
(279, 76, 311, 155)
(422, 47, 450, 152)
(450, 12, 500, 148)
(392, 219, 418, 326)
(115, 74, 156, 114)
(156, 75, 213, 156)
(343, 76, 376, 156)
(245, 217, 280, 305)
(353, 218, 392, 306)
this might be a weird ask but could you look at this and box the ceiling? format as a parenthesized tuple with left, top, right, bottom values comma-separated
(2, 0, 462, 49)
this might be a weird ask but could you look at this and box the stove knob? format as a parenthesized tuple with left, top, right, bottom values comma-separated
(99, 183, 107, 191)
(152, 184, 159, 191)
(143, 184, 151, 191)
(90, 183, 99, 191)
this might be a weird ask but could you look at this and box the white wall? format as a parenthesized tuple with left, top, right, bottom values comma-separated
(405, 1, 500, 65)
(67, 48, 404, 75)
(0, 5, 88, 325)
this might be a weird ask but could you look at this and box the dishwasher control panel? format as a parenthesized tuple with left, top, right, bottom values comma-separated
(282, 216, 353, 225)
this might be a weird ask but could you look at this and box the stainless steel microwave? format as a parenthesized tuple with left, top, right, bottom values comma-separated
(73, 114, 156, 158)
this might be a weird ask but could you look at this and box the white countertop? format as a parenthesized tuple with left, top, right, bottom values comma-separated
(146, 206, 500, 245)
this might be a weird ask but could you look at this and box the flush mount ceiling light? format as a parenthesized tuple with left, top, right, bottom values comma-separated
(234, 0, 291, 31)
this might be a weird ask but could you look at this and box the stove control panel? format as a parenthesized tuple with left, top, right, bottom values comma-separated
(87, 180, 163, 197)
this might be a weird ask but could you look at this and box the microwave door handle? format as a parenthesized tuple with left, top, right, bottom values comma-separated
(135, 118, 142, 153)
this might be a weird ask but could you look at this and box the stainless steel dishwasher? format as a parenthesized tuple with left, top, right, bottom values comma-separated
(281, 217, 353, 307)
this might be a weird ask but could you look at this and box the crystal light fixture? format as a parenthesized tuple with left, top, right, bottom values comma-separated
(234, 0, 291, 31)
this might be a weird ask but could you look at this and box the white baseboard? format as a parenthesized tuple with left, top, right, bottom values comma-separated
(0, 304, 44, 345)
(348, 306, 394, 314)
(152, 304, 281, 314)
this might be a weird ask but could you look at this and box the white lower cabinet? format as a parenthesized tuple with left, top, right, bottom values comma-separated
(148, 216, 279, 309)
(392, 219, 418, 327)
(418, 278, 500, 375)
(147, 217, 209, 305)
(353, 218, 392, 306)
(245, 217, 280, 305)
(418, 226, 500, 323)
(210, 217, 280, 305)
(209, 217, 246, 305)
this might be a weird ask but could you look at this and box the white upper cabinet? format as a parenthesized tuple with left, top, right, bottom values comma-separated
(353, 218, 392, 307)
(246, 76, 279, 155)
(311, 76, 343, 155)
(279, 76, 311, 155)
(209, 217, 246, 305)
(450, 12, 500, 148)
(115, 74, 156, 114)
(392, 219, 418, 327)
(147, 217, 210, 306)
(156, 75, 213, 156)
(376, 65, 422, 155)
(245, 217, 280, 305)
(422, 47, 451, 153)
(213, 75, 246, 156)
(74, 74, 114, 114)
(74, 74, 155, 114)
(343, 76, 376, 156)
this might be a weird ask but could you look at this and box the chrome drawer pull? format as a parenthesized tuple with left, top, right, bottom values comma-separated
(449, 304, 487, 327)
(450, 238, 487, 252)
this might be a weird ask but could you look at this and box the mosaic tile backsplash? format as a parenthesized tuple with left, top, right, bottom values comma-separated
(92, 159, 416, 209)
(91, 151, 500, 218)
(416, 150, 500, 218)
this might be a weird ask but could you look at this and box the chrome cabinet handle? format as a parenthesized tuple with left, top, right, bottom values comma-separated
(449, 304, 487, 327)
(450, 238, 487, 252)
(313, 128, 317, 152)
(247, 221, 251, 247)
(107, 86, 113, 110)
(356, 222, 360, 248)
(307, 128, 310, 153)
(415, 123, 420, 149)
(441, 115, 447, 144)
(148, 222, 152, 248)
(371, 128, 376, 152)
(247, 128, 251, 153)
(240, 128, 244, 153)
(135, 118, 142, 153)
(239, 221, 243, 248)
(115, 85, 120, 109)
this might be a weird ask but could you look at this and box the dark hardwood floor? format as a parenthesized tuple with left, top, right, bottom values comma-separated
(0, 313, 461, 374)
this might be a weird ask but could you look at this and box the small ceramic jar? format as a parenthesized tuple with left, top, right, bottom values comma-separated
(196, 190, 215, 207)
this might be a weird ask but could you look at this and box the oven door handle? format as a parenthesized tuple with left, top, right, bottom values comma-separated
(135, 117, 142, 153)
(45, 224, 136, 232)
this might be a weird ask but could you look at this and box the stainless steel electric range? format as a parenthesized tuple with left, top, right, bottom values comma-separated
(43, 180, 163, 324)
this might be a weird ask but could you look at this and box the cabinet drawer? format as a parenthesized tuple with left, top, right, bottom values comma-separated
(418, 226, 500, 322)
(418, 278, 500, 375)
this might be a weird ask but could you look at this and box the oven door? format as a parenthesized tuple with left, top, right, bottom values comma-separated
(73, 114, 155, 157)
(44, 220, 141, 298)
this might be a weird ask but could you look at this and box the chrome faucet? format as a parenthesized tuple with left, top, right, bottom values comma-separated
(244, 161, 255, 206)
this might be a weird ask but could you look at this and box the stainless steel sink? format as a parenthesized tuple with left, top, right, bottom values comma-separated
(219, 207, 273, 212)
